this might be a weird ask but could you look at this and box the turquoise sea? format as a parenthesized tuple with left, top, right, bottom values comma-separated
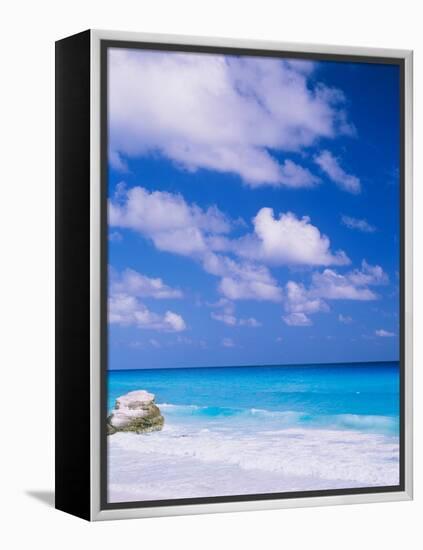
(107, 362, 400, 502)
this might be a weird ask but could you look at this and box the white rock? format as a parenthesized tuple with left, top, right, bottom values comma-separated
(107, 389, 164, 434)
(116, 390, 155, 410)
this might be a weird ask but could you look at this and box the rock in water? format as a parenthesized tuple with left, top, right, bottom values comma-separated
(107, 390, 164, 435)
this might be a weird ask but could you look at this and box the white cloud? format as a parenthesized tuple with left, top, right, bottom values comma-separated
(109, 150, 129, 172)
(110, 185, 285, 303)
(201, 252, 284, 302)
(211, 311, 237, 326)
(109, 184, 390, 330)
(310, 261, 388, 301)
(110, 267, 183, 299)
(237, 208, 349, 266)
(111, 185, 392, 313)
(375, 329, 395, 337)
(210, 299, 238, 326)
(219, 275, 282, 302)
(163, 311, 186, 332)
(274, 160, 320, 189)
(283, 312, 313, 326)
(222, 337, 235, 348)
(338, 314, 353, 324)
(285, 281, 329, 314)
(282, 281, 329, 326)
(109, 49, 353, 187)
(314, 151, 361, 194)
(341, 215, 376, 233)
(110, 186, 351, 272)
(216, 260, 283, 302)
(108, 293, 186, 332)
(109, 184, 231, 257)
(210, 299, 262, 327)
(108, 267, 186, 332)
(282, 261, 388, 326)
(311, 269, 377, 300)
(347, 260, 389, 286)
(211, 312, 261, 327)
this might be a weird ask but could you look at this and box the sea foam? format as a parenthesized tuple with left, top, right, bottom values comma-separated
(108, 423, 399, 502)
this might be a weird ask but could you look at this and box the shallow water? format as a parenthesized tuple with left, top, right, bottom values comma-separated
(107, 362, 400, 502)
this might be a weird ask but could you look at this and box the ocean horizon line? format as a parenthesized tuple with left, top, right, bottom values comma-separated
(108, 359, 400, 373)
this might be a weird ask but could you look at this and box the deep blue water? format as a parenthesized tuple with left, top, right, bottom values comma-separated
(108, 362, 400, 436)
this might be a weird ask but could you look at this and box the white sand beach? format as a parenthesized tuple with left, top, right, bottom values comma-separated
(108, 423, 399, 502)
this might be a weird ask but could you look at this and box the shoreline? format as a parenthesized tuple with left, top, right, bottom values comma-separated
(108, 422, 400, 503)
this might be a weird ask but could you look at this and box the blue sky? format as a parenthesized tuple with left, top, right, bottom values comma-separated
(107, 47, 400, 369)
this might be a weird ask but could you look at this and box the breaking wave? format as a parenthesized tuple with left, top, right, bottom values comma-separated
(157, 402, 398, 435)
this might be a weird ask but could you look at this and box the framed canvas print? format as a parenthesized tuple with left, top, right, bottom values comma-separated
(55, 29, 413, 521)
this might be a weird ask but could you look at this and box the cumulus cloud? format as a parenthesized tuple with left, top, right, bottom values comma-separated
(210, 298, 262, 327)
(237, 208, 349, 266)
(110, 184, 285, 302)
(110, 267, 183, 299)
(341, 215, 376, 233)
(282, 261, 388, 326)
(282, 281, 329, 326)
(375, 329, 395, 337)
(347, 260, 389, 286)
(314, 151, 361, 194)
(108, 267, 186, 332)
(111, 185, 392, 312)
(109, 184, 390, 330)
(109, 183, 231, 257)
(310, 261, 388, 301)
(109, 49, 353, 187)
(208, 255, 283, 302)
(311, 270, 377, 301)
(283, 312, 313, 327)
(108, 293, 186, 332)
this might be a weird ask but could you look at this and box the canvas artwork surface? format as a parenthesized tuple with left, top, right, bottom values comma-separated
(105, 45, 401, 505)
